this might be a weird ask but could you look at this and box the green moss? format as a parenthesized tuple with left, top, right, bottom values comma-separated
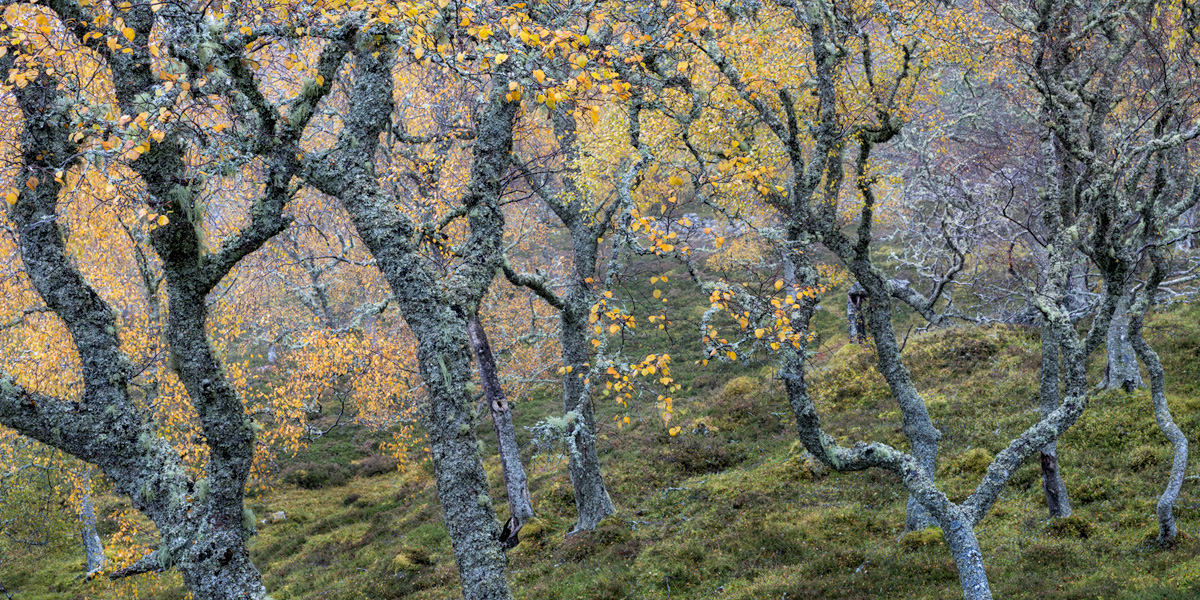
(9, 299, 1200, 600)
(900, 527, 945, 551)
(1046, 515, 1094, 539)
(948, 447, 995, 478)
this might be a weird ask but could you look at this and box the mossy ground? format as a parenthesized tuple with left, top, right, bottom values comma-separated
(4, 289, 1200, 600)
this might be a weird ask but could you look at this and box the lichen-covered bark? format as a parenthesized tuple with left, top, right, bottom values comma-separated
(304, 37, 516, 600)
(1129, 321, 1187, 547)
(558, 305, 616, 531)
(505, 106, 618, 533)
(468, 317, 535, 529)
(78, 475, 106, 577)
(1038, 323, 1072, 518)
(0, 57, 213, 596)
(551, 112, 618, 533)
(0, 2, 351, 595)
(779, 250, 991, 600)
(1102, 293, 1144, 392)
(1128, 248, 1188, 547)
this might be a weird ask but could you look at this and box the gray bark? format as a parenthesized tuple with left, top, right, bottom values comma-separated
(0, 2, 355, 596)
(505, 105, 618, 533)
(1101, 293, 1144, 392)
(467, 317, 536, 532)
(1038, 323, 1072, 518)
(779, 251, 992, 600)
(559, 307, 616, 532)
(942, 517, 992, 600)
(846, 283, 868, 344)
(860, 279, 941, 531)
(79, 475, 106, 577)
(1129, 324, 1187, 546)
(0, 51, 267, 600)
(1128, 249, 1188, 547)
(303, 38, 516, 600)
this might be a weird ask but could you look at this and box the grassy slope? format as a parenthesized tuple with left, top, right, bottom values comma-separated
(5, 290, 1200, 600)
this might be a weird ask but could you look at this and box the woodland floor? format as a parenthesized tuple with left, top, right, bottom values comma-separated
(5, 277, 1200, 600)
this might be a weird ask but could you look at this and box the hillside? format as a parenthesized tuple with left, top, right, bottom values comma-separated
(4, 300, 1200, 600)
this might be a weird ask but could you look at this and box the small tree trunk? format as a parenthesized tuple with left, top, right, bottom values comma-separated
(1038, 323, 1072, 518)
(78, 474, 106, 577)
(1102, 293, 1144, 392)
(467, 317, 536, 531)
(1130, 324, 1188, 547)
(846, 283, 868, 344)
(560, 310, 616, 532)
(940, 517, 993, 600)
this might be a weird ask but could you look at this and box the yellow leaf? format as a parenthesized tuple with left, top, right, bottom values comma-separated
(157, 215, 169, 226)
(668, 175, 683, 187)
(5, 191, 17, 205)
(755, 328, 765, 339)
(727, 351, 737, 361)
(533, 69, 546, 83)
(122, 27, 136, 42)
(494, 52, 508, 65)
(413, 46, 424, 60)
(668, 426, 681, 437)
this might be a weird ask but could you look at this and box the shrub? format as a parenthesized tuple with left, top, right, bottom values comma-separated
(1046, 514, 1094, 539)
(356, 454, 401, 478)
(1127, 445, 1161, 471)
(668, 435, 745, 475)
(282, 462, 350, 489)
(948, 447, 995, 479)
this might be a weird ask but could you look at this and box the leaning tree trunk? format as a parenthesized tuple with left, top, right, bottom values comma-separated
(468, 317, 536, 536)
(3, 52, 269, 600)
(311, 40, 517, 600)
(1102, 293, 1144, 392)
(1129, 322, 1188, 547)
(1038, 322, 1072, 517)
(560, 307, 617, 532)
(860, 282, 941, 531)
(412, 316, 514, 600)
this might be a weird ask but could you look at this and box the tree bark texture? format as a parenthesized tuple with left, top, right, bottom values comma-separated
(468, 317, 536, 530)
(1038, 323, 1072, 517)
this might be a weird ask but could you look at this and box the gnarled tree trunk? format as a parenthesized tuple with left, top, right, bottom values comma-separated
(305, 39, 517, 600)
(559, 307, 616, 532)
(1101, 293, 1144, 392)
